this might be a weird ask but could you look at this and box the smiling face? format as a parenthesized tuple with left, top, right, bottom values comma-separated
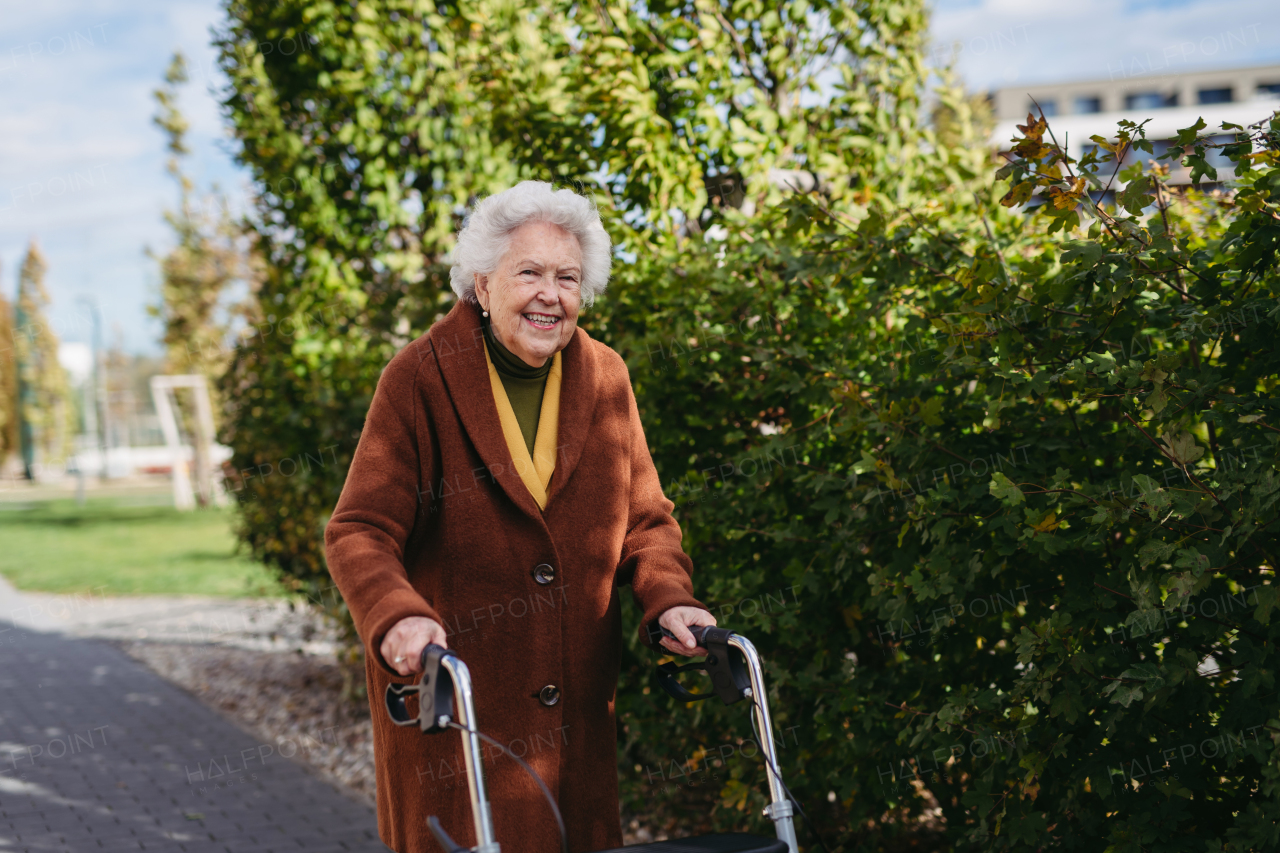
(474, 220, 583, 367)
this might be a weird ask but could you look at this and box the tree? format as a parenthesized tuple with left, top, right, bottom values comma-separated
(149, 52, 256, 396)
(213, 0, 933, 624)
(150, 51, 259, 505)
(214, 0, 955, 837)
(14, 242, 72, 480)
(0, 268, 18, 467)
(213, 0, 533, 670)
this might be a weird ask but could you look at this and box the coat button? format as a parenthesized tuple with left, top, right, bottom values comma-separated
(533, 564, 556, 585)
(538, 685, 561, 707)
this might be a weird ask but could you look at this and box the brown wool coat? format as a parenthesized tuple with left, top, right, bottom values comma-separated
(325, 300, 705, 853)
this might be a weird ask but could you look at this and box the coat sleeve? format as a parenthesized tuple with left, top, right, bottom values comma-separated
(325, 343, 442, 674)
(616, 376, 708, 648)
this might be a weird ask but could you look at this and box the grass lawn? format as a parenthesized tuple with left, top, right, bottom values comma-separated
(0, 496, 288, 597)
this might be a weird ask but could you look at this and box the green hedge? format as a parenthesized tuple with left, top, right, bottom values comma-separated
(605, 116, 1280, 850)
(215, 0, 1279, 847)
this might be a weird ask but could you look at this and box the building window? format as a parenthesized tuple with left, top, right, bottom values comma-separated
(1125, 91, 1177, 110)
(1206, 134, 1234, 170)
(1131, 139, 1171, 167)
(1032, 98, 1058, 117)
(1074, 96, 1102, 114)
(1198, 87, 1233, 104)
(1258, 82, 1280, 98)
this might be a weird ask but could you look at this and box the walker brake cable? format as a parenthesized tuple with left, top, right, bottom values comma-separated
(657, 624, 833, 853)
(385, 645, 568, 853)
(444, 720, 569, 853)
(746, 700, 834, 853)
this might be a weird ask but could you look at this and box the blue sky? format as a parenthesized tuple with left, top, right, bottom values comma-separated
(0, 1, 243, 352)
(1, 0, 1277, 354)
(930, 0, 1278, 91)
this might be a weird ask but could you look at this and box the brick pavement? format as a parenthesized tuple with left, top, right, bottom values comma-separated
(0, 620, 388, 852)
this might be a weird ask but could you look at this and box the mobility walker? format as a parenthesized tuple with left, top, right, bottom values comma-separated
(386, 625, 803, 853)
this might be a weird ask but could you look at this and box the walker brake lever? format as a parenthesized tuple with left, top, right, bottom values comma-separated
(653, 625, 752, 706)
(384, 644, 456, 733)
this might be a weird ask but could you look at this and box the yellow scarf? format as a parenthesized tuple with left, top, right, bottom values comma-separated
(483, 346, 562, 509)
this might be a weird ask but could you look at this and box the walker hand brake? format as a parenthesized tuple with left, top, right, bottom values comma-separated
(384, 644, 456, 732)
(654, 625, 753, 705)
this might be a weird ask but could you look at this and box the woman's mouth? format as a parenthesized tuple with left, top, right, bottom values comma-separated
(522, 312, 561, 330)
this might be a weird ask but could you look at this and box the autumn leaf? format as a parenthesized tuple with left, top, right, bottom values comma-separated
(1000, 180, 1036, 208)
(1045, 177, 1086, 210)
(1088, 134, 1121, 155)
(1013, 138, 1052, 160)
(1016, 112, 1047, 141)
(1030, 512, 1060, 534)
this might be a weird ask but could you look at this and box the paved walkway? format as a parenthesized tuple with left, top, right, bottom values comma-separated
(0, 576, 387, 853)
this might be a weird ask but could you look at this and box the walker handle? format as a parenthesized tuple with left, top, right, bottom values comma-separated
(654, 622, 713, 647)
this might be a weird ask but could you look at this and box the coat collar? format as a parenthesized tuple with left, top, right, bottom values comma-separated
(428, 300, 598, 517)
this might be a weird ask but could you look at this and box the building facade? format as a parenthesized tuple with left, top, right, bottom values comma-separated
(989, 63, 1280, 187)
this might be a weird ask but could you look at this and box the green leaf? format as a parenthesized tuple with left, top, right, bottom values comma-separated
(1102, 680, 1144, 708)
(1119, 662, 1165, 691)
(1160, 431, 1204, 466)
(1050, 689, 1080, 723)
(1171, 117, 1207, 147)
(1145, 385, 1168, 414)
(990, 472, 1025, 506)
(1117, 174, 1152, 216)
(1061, 240, 1102, 265)
(1254, 585, 1280, 626)
(1137, 540, 1176, 567)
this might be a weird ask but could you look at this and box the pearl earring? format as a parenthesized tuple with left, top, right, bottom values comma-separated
(482, 309, 489, 317)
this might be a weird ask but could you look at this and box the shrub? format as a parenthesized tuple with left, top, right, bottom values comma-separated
(604, 113, 1280, 849)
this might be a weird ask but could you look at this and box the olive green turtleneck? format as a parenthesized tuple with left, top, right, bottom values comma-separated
(482, 315, 551, 458)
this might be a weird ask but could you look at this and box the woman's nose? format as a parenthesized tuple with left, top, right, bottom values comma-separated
(534, 275, 560, 299)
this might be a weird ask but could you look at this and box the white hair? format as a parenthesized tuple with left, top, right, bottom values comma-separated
(449, 181, 612, 307)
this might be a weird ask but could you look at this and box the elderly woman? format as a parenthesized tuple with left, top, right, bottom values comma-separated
(325, 181, 716, 853)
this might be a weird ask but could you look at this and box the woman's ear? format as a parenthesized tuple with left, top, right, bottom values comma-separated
(474, 272, 489, 311)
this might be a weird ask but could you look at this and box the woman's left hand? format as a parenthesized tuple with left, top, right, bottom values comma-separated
(657, 607, 718, 657)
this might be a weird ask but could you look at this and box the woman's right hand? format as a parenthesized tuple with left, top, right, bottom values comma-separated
(381, 616, 448, 676)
